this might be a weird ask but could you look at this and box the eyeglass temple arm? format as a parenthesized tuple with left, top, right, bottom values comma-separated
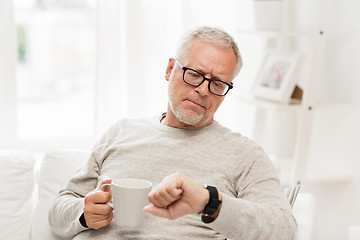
(173, 58, 184, 69)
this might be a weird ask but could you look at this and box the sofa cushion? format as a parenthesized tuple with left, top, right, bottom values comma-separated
(31, 149, 89, 240)
(0, 150, 36, 240)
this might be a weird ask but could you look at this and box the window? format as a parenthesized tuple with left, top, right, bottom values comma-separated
(14, 0, 96, 140)
(1, 0, 255, 150)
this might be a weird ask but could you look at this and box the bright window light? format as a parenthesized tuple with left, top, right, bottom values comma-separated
(14, 0, 96, 140)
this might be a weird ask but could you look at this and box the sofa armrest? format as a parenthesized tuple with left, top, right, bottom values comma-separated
(0, 150, 36, 240)
(31, 149, 89, 240)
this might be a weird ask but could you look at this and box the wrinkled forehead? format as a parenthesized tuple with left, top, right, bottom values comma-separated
(181, 40, 237, 82)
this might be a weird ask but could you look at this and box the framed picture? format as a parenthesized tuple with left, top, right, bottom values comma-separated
(253, 50, 299, 103)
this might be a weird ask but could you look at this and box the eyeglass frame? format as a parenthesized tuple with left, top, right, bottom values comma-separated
(173, 58, 233, 96)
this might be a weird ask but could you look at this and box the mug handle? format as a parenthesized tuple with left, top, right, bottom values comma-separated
(100, 183, 114, 209)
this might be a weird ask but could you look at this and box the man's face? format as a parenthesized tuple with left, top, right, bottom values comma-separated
(164, 38, 237, 129)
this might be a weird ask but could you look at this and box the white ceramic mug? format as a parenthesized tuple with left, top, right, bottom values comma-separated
(101, 178, 152, 227)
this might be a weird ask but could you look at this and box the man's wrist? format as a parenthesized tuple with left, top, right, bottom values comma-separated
(79, 212, 89, 228)
(201, 192, 222, 223)
(201, 185, 222, 223)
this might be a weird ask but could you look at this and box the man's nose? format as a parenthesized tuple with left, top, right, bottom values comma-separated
(194, 80, 210, 96)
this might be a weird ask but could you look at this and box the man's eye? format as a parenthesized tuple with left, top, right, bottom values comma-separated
(186, 70, 202, 80)
(190, 72, 201, 78)
(213, 81, 225, 89)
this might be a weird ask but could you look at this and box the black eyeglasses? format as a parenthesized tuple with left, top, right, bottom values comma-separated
(174, 58, 233, 96)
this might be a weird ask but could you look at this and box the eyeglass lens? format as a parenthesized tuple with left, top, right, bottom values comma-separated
(184, 69, 229, 96)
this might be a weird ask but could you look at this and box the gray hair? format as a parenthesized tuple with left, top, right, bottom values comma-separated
(175, 26, 243, 79)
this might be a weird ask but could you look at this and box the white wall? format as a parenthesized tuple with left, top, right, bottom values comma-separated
(304, 108, 360, 240)
(299, 0, 360, 239)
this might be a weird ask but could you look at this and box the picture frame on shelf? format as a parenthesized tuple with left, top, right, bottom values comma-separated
(253, 50, 299, 104)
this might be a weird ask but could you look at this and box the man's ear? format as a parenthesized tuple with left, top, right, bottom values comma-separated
(165, 58, 175, 81)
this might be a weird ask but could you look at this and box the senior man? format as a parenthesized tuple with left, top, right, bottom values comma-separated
(49, 26, 297, 240)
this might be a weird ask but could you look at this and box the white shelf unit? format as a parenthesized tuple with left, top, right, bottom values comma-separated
(237, 95, 302, 111)
(237, 28, 354, 37)
(235, 29, 354, 186)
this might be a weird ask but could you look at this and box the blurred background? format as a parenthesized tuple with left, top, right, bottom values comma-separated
(2, 0, 255, 148)
(1, 0, 360, 239)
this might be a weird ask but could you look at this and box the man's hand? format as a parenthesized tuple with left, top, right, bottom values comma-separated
(83, 179, 113, 229)
(144, 173, 209, 220)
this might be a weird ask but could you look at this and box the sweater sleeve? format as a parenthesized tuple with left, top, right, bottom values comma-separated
(207, 144, 298, 240)
(48, 150, 102, 238)
(48, 122, 120, 238)
(48, 195, 88, 237)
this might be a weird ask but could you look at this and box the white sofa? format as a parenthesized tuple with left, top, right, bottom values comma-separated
(0, 149, 315, 240)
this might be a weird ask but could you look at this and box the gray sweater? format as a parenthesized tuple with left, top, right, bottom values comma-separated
(49, 116, 297, 240)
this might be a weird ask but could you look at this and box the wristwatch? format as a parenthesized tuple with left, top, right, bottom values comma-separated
(201, 184, 222, 223)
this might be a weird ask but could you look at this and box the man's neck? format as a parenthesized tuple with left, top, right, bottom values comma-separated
(160, 112, 213, 130)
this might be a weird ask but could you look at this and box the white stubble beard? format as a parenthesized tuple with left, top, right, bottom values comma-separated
(168, 80, 205, 127)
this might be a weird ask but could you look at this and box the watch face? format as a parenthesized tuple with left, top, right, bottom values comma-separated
(201, 214, 216, 223)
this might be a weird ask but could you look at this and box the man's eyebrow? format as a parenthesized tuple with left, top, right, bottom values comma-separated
(191, 66, 224, 81)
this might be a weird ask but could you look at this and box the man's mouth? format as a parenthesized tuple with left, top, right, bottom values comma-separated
(186, 99, 206, 109)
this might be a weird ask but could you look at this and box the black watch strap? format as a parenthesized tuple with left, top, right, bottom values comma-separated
(202, 184, 222, 217)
